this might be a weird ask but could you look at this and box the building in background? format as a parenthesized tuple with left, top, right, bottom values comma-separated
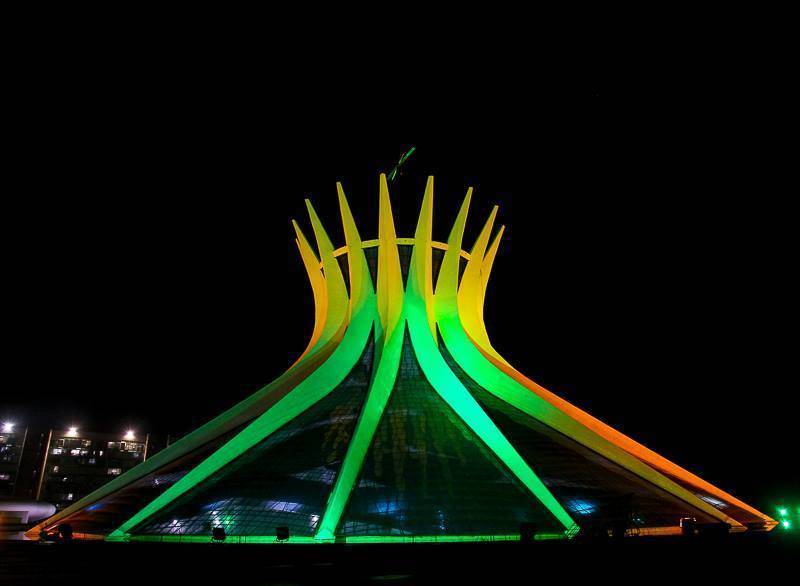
(1, 421, 171, 539)
(36, 428, 149, 511)
(0, 422, 27, 496)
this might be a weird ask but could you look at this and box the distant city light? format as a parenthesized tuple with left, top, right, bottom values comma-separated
(778, 507, 788, 517)
(782, 519, 791, 529)
(66, 426, 78, 436)
(124, 430, 136, 441)
(2, 422, 13, 433)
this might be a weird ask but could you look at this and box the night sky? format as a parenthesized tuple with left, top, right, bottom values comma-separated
(4, 45, 797, 515)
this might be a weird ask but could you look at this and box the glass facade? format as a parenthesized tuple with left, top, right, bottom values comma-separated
(130, 337, 374, 538)
(339, 331, 563, 537)
(114, 321, 733, 541)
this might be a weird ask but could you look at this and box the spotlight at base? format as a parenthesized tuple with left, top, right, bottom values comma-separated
(67, 427, 78, 436)
(124, 430, 135, 441)
(2, 422, 13, 433)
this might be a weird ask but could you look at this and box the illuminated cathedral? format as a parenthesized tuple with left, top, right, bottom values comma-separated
(31, 175, 776, 543)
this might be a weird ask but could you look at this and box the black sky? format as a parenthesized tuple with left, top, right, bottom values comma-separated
(3, 35, 797, 514)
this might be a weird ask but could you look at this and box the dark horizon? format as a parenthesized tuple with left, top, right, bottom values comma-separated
(4, 54, 797, 517)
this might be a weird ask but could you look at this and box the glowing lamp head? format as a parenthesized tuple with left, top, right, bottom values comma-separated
(124, 430, 136, 441)
(66, 426, 78, 437)
(2, 422, 13, 433)
(782, 519, 791, 529)
(778, 507, 788, 517)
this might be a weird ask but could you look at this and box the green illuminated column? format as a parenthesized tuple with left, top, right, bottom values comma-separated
(109, 201, 378, 541)
(315, 180, 406, 540)
(315, 321, 404, 540)
(407, 182, 576, 533)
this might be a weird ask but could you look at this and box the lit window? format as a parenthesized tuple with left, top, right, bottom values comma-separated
(51, 448, 63, 455)
(52, 465, 59, 473)
(88, 458, 96, 464)
(0, 473, 11, 481)
(107, 468, 122, 476)
(66, 493, 73, 501)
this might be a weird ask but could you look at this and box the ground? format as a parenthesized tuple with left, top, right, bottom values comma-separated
(1, 533, 796, 585)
